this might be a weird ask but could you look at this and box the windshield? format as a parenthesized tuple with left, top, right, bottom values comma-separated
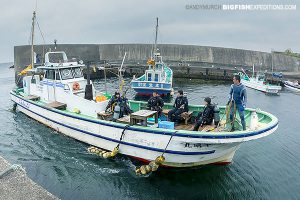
(59, 67, 83, 80)
(73, 67, 83, 78)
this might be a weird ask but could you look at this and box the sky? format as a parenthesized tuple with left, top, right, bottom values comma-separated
(0, 0, 299, 63)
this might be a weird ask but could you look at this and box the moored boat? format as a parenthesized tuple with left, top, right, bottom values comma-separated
(238, 70, 282, 94)
(283, 80, 300, 92)
(130, 18, 173, 96)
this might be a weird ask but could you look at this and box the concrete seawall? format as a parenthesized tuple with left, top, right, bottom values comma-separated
(0, 155, 58, 200)
(14, 44, 300, 81)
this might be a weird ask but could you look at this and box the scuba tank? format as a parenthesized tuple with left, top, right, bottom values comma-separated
(113, 103, 121, 121)
(213, 104, 220, 127)
(250, 110, 258, 130)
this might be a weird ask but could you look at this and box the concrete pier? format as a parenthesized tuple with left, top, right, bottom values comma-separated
(0, 156, 59, 200)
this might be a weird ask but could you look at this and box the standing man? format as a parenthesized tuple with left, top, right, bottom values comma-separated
(147, 91, 164, 117)
(228, 75, 247, 131)
(168, 90, 188, 123)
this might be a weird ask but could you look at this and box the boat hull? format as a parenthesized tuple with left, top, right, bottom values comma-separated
(131, 81, 172, 95)
(10, 92, 278, 167)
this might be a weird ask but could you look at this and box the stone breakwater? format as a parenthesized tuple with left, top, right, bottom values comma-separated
(14, 44, 300, 81)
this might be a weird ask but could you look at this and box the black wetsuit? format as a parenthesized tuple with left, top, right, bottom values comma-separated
(147, 96, 164, 116)
(106, 96, 132, 117)
(193, 104, 214, 131)
(168, 96, 188, 123)
(119, 97, 133, 117)
(105, 95, 121, 111)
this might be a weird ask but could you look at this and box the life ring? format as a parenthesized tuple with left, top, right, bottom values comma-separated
(72, 82, 80, 90)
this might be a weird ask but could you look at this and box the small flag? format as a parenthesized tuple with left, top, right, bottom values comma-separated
(18, 64, 32, 76)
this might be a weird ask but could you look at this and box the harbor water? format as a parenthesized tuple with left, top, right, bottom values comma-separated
(1, 63, 300, 199)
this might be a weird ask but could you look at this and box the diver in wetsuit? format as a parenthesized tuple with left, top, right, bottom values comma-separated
(168, 90, 188, 123)
(147, 91, 164, 117)
(193, 97, 214, 131)
(105, 92, 122, 113)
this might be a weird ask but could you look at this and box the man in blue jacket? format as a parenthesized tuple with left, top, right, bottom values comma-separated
(228, 75, 247, 131)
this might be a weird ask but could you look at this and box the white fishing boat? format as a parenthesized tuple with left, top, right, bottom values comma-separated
(11, 50, 279, 168)
(238, 67, 282, 94)
(284, 80, 300, 92)
(11, 12, 278, 174)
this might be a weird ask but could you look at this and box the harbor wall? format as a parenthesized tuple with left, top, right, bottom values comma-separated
(14, 44, 300, 81)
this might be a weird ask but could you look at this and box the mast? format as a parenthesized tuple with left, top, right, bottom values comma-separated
(153, 17, 158, 56)
(271, 50, 274, 73)
(31, 11, 36, 68)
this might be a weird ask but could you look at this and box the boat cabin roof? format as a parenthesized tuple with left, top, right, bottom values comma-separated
(40, 51, 84, 69)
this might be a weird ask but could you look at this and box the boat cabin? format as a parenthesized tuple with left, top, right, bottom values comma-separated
(22, 51, 109, 118)
(145, 53, 166, 82)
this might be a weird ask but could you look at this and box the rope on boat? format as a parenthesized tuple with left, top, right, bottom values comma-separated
(225, 100, 236, 131)
(0, 164, 25, 179)
(206, 102, 236, 132)
(135, 131, 178, 176)
(87, 125, 131, 159)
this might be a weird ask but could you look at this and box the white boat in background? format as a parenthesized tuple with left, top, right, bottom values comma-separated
(284, 80, 300, 92)
(238, 67, 282, 94)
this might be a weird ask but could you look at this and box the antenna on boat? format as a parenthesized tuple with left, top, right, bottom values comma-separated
(154, 17, 158, 54)
(153, 17, 159, 58)
(119, 52, 127, 94)
(54, 39, 57, 50)
(30, 11, 36, 69)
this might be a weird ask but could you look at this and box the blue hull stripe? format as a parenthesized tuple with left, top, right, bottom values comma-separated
(11, 92, 278, 139)
(15, 101, 215, 156)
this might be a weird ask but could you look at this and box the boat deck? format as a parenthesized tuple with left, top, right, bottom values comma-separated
(15, 90, 272, 134)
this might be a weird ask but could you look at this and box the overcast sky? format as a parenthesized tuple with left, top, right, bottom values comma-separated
(0, 0, 299, 63)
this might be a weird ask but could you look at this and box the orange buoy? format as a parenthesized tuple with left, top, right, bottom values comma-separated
(72, 82, 80, 90)
(95, 95, 107, 102)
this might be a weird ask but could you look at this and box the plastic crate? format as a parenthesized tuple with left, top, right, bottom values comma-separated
(158, 121, 174, 129)
(147, 117, 161, 125)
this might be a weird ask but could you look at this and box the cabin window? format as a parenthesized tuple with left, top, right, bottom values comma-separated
(45, 70, 60, 80)
(147, 73, 152, 81)
(49, 53, 64, 63)
(55, 71, 60, 80)
(73, 67, 83, 78)
(60, 68, 73, 80)
(45, 70, 55, 80)
(154, 74, 159, 82)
